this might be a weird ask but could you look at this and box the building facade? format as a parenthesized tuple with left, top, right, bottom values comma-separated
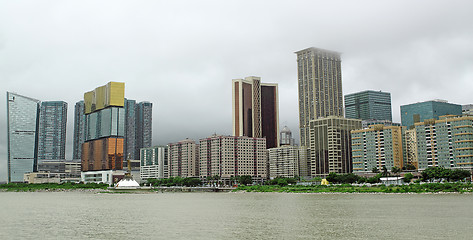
(124, 99, 153, 160)
(73, 101, 85, 160)
(345, 90, 392, 121)
(400, 100, 462, 129)
(309, 116, 361, 177)
(351, 125, 405, 173)
(199, 135, 267, 183)
(81, 82, 125, 173)
(7, 92, 40, 182)
(296, 47, 343, 146)
(140, 146, 168, 179)
(404, 128, 418, 169)
(232, 76, 279, 149)
(268, 145, 301, 179)
(414, 115, 473, 171)
(168, 139, 199, 178)
(38, 101, 67, 161)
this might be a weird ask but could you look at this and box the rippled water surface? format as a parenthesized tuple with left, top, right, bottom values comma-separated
(1, 192, 472, 239)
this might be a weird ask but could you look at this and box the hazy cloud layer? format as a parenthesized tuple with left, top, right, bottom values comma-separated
(1, 0, 473, 181)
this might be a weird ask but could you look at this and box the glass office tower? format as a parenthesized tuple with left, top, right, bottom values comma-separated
(345, 90, 392, 121)
(38, 101, 68, 161)
(7, 92, 40, 182)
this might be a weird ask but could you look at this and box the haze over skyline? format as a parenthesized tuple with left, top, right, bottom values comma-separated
(1, 0, 473, 181)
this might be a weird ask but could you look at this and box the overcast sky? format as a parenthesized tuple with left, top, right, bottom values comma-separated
(1, 0, 472, 182)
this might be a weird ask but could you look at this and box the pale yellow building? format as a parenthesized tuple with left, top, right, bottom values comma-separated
(199, 135, 267, 183)
(168, 139, 199, 178)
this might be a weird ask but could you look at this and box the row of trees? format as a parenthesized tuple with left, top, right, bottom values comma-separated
(145, 175, 255, 187)
(146, 177, 202, 187)
(421, 167, 471, 182)
(265, 177, 298, 186)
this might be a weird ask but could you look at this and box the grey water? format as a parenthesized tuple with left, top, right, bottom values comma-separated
(0, 192, 472, 239)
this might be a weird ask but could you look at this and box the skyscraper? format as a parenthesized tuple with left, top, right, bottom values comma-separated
(124, 98, 136, 160)
(345, 90, 392, 121)
(7, 92, 40, 182)
(232, 76, 279, 149)
(81, 82, 125, 173)
(74, 98, 152, 162)
(296, 47, 343, 147)
(135, 101, 153, 157)
(124, 99, 152, 160)
(38, 101, 67, 161)
(72, 101, 85, 160)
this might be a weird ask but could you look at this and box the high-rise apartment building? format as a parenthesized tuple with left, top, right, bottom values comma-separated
(345, 90, 392, 121)
(232, 76, 279, 149)
(296, 47, 343, 147)
(413, 115, 473, 170)
(38, 101, 67, 161)
(136, 101, 153, 156)
(351, 125, 405, 173)
(124, 99, 152, 160)
(309, 116, 361, 177)
(168, 139, 199, 178)
(140, 146, 168, 179)
(73, 101, 85, 160)
(404, 128, 418, 169)
(6, 92, 40, 182)
(81, 82, 125, 173)
(400, 100, 462, 129)
(199, 135, 267, 183)
(124, 99, 136, 161)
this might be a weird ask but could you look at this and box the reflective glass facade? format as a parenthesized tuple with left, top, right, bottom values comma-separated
(401, 100, 462, 129)
(85, 107, 125, 141)
(7, 92, 40, 182)
(38, 101, 67, 161)
(81, 82, 125, 172)
(81, 137, 124, 171)
(84, 82, 125, 114)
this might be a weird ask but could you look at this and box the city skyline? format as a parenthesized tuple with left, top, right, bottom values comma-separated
(1, 0, 473, 181)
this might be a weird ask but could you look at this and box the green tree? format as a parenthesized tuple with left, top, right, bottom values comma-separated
(372, 167, 380, 173)
(449, 169, 471, 182)
(403, 173, 414, 183)
(238, 175, 253, 185)
(326, 172, 339, 183)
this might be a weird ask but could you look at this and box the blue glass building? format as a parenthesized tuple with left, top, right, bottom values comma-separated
(400, 100, 462, 129)
(7, 92, 40, 182)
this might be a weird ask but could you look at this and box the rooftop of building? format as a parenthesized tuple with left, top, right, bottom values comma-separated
(294, 47, 341, 55)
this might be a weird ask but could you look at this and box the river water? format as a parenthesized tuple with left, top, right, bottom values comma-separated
(0, 192, 472, 239)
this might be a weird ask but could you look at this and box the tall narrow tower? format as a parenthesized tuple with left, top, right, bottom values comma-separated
(296, 47, 343, 146)
(38, 101, 68, 161)
(232, 76, 279, 149)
